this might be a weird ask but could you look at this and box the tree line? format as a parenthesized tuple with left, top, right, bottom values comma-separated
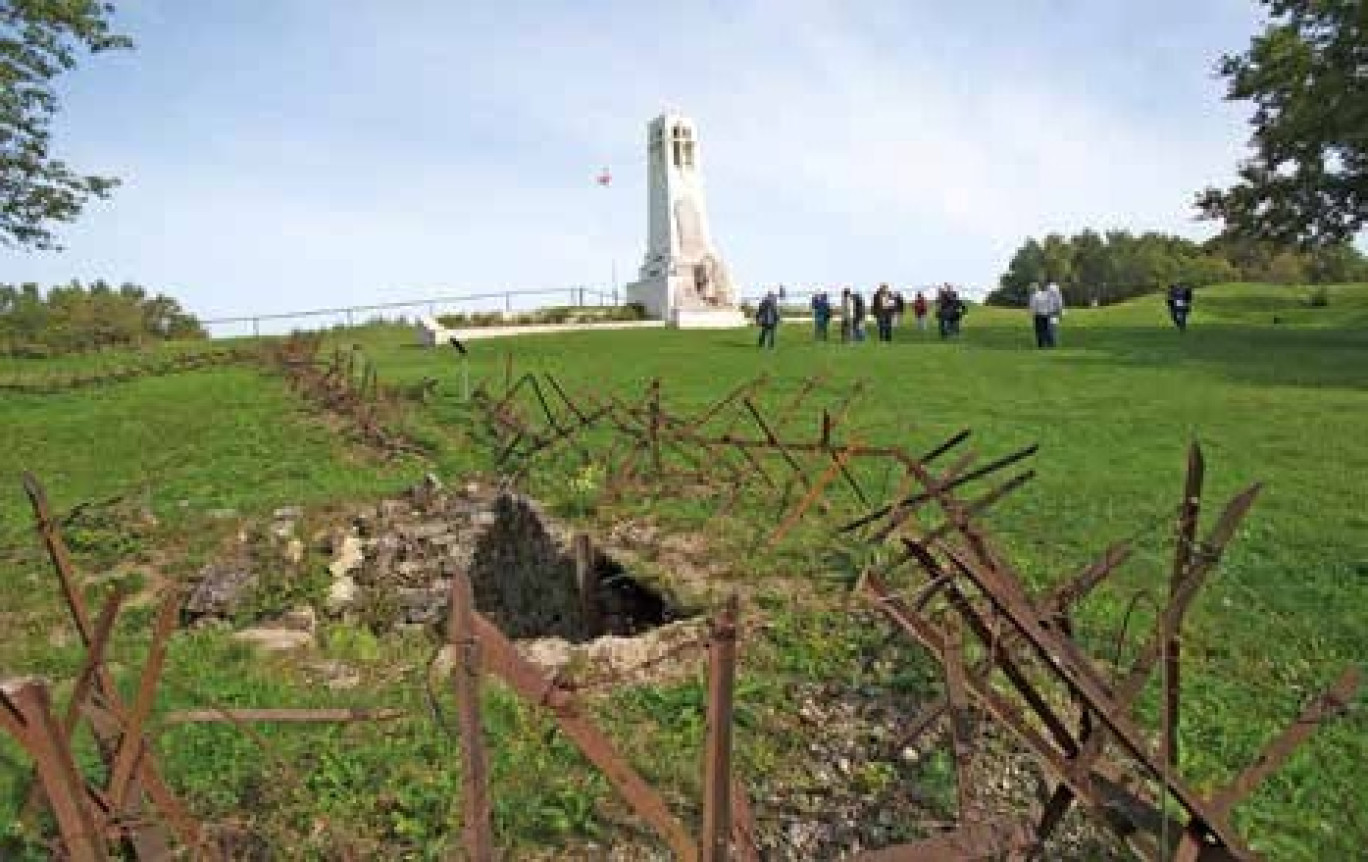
(985, 230, 1368, 308)
(0, 281, 205, 356)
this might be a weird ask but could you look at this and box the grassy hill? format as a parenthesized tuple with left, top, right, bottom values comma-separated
(1, 282, 1365, 859)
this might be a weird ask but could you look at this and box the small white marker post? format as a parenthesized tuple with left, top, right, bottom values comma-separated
(450, 337, 470, 401)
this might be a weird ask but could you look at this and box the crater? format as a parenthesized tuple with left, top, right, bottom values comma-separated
(468, 493, 683, 642)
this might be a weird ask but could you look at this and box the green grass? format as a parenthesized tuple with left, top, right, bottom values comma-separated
(335, 282, 1368, 858)
(0, 364, 416, 532)
(1, 282, 1366, 859)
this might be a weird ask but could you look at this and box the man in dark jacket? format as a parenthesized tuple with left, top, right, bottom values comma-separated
(1166, 283, 1193, 332)
(756, 291, 780, 349)
(936, 285, 966, 338)
(810, 291, 831, 341)
(873, 284, 896, 342)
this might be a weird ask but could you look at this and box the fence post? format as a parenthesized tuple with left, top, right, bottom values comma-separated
(5, 681, 110, 862)
(505, 293, 512, 315)
(573, 533, 600, 636)
(450, 572, 493, 861)
(252, 317, 260, 338)
(1165, 443, 1205, 771)
(701, 595, 739, 862)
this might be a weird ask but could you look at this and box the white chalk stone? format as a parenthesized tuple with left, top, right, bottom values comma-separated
(233, 627, 313, 652)
(415, 316, 461, 347)
(326, 575, 359, 612)
(328, 535, 364, 578)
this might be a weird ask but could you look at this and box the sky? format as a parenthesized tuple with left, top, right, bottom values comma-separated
(0, 0, 1266, 330)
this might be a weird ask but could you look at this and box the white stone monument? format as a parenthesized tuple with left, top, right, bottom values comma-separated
(625, 112, 747, 328)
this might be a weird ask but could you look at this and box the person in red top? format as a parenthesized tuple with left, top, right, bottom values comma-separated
(912, 291, 929, 331)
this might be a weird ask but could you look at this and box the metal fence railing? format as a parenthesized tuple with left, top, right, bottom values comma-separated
(199, 286, 622, 338)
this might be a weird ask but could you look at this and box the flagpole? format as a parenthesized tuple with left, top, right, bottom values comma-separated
(597, 165, 618, 302)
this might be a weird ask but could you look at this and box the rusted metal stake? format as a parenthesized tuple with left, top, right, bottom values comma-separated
(701, 595, 740, 862)
(1209, 665, 1360, 815)
(473, 612, 696, 859)
(161, 708, 406, 724)
(1165, 442, 1204, 771)
(22, 475, 190, 856)
(22, 587, 125, 824)
(106, 591, 180, 814)
(451, 572, 494, 862)
(729, 778, 760, 862)
(5, 680, 110, 862)
(941, 614, 977, 822)
(768, 441, 861, 546)
(574, 533, 601, 637)
(938, 546, 1254, 856)
(648, 378, 663, 476)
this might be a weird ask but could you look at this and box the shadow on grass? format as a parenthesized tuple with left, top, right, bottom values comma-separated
(959, 320, 1368, 391)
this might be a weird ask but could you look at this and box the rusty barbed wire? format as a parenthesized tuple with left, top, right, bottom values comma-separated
(0, 347, 258, 394)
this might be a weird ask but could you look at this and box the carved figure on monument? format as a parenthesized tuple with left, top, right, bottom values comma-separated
(624, 112, 745, 327)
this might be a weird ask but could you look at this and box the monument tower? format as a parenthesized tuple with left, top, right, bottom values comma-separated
(626, 112, 746, 328)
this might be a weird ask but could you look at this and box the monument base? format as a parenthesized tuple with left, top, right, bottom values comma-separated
(625, 275, 671, 320)
(672, 308, 749, 329)
(626, 275, 748, 329)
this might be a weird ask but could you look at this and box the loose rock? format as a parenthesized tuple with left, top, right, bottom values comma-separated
(232, 627, 313, 652)
(183, 559, 257, 621)
(326, 576, 359, 613)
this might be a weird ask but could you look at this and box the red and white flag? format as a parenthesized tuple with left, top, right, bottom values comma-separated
(595, 167, 612, 187)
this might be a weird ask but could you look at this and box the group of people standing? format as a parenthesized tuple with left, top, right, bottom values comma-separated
(754, 284, 970, 349)
(754, 279, 1197, 351)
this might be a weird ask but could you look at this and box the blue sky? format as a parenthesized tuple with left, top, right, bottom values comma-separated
(0, 0, 1264, 328)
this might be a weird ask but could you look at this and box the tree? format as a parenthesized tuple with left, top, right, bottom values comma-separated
(1, 1, 132, 250)
(0, 279, 204, 354)
(1306, 242, 1368, 282)
(1196, 0, 1368, 246)
(1070, 229, 1109, 304)
(1178, 254, 1240, 287)
(1265, 250, 1309, 284)
(991, 238, 1047, 306)
(1040, 233, 1074, 286)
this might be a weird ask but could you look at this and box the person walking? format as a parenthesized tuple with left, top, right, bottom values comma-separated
(1029, 283, 1055, 348)
(840, 288, 853, 343)
(756, 290, 780, 349)
(851, 289, 868, 342)
(937, 285, 967, 338)
(893, 291, 906, 328)
(1046, 281, 1065, 345)
(1166, 283, 1193, 332)
(913, 291, 929, 331)
(948, 287, 966, 336)
(873, 284, 896, 342)
(811, 291, 831, 341)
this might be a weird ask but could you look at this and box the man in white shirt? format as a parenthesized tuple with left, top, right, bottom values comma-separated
(1045, 282, 1065, 345)
(1028, 283, 1055, 348)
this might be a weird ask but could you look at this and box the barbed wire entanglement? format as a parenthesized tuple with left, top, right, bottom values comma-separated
(842, 442, 1359, 861)
(467, 364, 1361, 861)
(3, 359, 1362, 859)
(0, 346, 258, 394)
(263, 333, 433, 457)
